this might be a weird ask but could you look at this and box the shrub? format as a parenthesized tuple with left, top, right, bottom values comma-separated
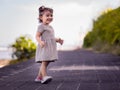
(11, 35, 36, 59)
(83, 7, 120, 55)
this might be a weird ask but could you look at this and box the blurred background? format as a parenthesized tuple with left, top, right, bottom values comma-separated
(0, 0, 120, 67)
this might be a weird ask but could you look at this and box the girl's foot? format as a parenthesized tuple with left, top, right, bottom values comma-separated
(35, 76, 42, 82)
(41, 76, 52, 84)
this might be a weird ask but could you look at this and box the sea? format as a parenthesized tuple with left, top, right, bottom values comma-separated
(0, 47, 13, 60)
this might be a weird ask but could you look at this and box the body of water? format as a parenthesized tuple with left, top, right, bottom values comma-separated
(0, 47, 13, 60)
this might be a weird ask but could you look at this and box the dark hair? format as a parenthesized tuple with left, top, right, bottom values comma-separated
(38, 6, 53, 22)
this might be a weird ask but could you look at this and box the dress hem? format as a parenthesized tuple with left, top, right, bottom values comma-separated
(35, 59, 57, 63)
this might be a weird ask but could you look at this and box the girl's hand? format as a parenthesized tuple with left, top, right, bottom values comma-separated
(39, 41, 45, 48)
(58, 38, 64, 45)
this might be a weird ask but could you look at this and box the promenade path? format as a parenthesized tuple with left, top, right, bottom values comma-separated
(0, 49, 120, 90)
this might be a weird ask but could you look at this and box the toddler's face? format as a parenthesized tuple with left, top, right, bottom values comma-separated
(40, 11, 53, 24)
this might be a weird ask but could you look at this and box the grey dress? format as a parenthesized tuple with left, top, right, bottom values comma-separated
(35, 24, 58, 63)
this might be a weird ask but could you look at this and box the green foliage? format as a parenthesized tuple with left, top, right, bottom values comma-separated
(83, 31, 94, 47)
(83, 7, 120, 55)
(11, 35, 36, 59)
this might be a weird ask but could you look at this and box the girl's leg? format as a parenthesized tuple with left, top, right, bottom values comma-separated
(39, 61, 50, 78)
(38, 63, 42, 77)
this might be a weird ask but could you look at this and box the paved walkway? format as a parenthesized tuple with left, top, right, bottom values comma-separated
(0, 49, 120, 90)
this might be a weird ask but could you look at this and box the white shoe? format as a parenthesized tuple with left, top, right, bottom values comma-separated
(35, 76, 42, 82)
(41, 76, 52, 84)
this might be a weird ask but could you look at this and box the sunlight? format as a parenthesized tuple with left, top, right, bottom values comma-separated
(49, 65, 120, 71)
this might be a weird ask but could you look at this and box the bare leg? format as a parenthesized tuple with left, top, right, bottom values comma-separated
(38, 61, 50, 78)
(38, 64, 42, 77)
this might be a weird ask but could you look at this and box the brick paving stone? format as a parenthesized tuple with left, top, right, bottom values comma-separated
(78, 83, 99, 90)
(56, 82, 79, 90)
(0, 49, 120, 90)
(99, 83, 120, 90)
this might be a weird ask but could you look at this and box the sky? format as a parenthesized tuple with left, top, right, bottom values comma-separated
(0, 0, 120, 49)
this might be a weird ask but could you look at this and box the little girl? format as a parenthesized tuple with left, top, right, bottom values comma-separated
(35, 6, 63, 84)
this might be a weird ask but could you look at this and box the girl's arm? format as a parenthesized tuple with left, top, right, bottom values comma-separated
(55, 38, 60, 42)
(36, 32, 45, 48)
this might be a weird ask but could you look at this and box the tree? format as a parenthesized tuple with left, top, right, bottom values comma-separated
(11, 35, 36, 59)
(83, 7, 120, 55)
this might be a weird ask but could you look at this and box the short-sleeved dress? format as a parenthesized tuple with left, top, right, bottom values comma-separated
(35, 24, 58, 63)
